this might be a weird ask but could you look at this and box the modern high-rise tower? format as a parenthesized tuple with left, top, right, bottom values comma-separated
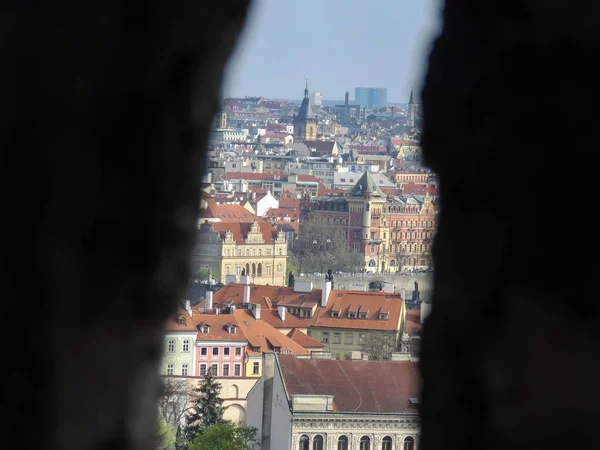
(354, 87, 388, 108)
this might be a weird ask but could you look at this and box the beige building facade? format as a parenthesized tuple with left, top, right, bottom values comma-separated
(192, 220, 288, 286)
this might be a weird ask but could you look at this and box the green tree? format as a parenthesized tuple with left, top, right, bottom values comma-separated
(294, 215, 365, 274)
(157, 416, 176, 450)
(189, 423, 259, 450)
(360, 331, 394, 360)
(183, 369, 226, 443)
(196, 268, 210, 282)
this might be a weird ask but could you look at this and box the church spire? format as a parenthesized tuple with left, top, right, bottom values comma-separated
(304, 77, 309, 99)
(409, 87, 414, 104)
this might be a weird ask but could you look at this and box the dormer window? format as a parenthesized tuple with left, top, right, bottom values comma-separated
(379, 313, 389, 320)
(348, 312, 357, 319)
(178, 316, 187, 326)
(252, 346, 260, 352)
(273, 346, 281, 354)
(197, 323, 210, 333)
(229, 326, 236, 334)
(359, 312, 368, 319)
(331, 311, 340, 318)
(203, 326, 209, 333)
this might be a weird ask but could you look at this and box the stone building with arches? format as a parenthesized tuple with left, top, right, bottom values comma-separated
(247, 353, 420, 450)
(193, 203, 288, 285)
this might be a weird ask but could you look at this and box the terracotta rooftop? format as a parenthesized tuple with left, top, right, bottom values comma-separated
(278, 198, 301, 209)
(233, 309, 310, 356)
(200, 200, 256, 221)
(286, 329, 326, 349)
(194, 314, 247, 342)
(259, 309, 310, 330)
(311, 290, 404, 331)
(278, 355, 420, 413)
(208, 220, 278, 244)
(165, 307, 197, 332)
(212, 283, 323, 310)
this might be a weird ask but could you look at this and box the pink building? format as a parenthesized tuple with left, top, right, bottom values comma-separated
(195, 315, 247, 377)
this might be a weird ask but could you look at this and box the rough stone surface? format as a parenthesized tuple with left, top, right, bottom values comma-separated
(420, 1, 600, 449)
(1, 2, 250, 449)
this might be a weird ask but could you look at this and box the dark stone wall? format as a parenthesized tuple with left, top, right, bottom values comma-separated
(1, 2, 250, 450)
(420, 1, 600, 449)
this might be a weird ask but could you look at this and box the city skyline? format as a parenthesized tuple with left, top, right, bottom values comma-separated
(222, 0, 442, 103)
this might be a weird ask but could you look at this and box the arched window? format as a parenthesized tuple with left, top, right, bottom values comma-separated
(299, 435, 309, 450)
(337, 436, 348, 450)
(368, 259, 376, 267)
(257, 263, 262, 277)
(382, 436, 393, 450)
(313, 435, 323, 450)
(404, 436, 415, 450)
(252, 263, 256, 275)
(360, 436, 371, 450)
(246, 263, 250, 275)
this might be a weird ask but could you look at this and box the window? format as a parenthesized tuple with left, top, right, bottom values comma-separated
(360, 436, 370, 450)
(338, 436, 349, 450)
(178, 316, 186, 325)
(333, 332, 341, 344)
(371, 232, 375, 240)
(211, 364, 218, 376)
(313, 435, 324, 450)
(354, 230, 359, 239)
(359, 312, 368, 319)
(382, 437, 392, 450)
(321, 332, 329, 343)
(345, 333, 353, 345)
(202, 326, 209, 333)
(223, 364, 229, 376)
(229, 326, 236, 334)
(252, 362, 260, 375)
(348, 312, 357, 319)
(236, 266, 241, 275)
(359, 334, 366, 343)
(166, 364, 174, 376)
(181, 364, 188, 376)
(379, 313, 389, 320)
(199, 364, 207, 376)
(404, 436, 415, 450)
(235, 347, 241, 356)
(266, 265, 271, 274)
(299, 435, 309, 450)
(182, 340, 189, 352)
(234, 364, 241, 376)
(354, 243, 360, 251)
(224, 347, 230, 356)
(200, 347, 207, 356)
(331, 311, 340, 317)
(167, 340, 175, 352)
(212, 347, 219, 356)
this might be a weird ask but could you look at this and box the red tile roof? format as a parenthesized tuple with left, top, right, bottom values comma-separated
(259, 309, 310, 329)
(200, 200, 256, 221)
(278, 355, 420, 413)
(278, 198, 301, 209)
(286, 329, 326, 348)
(233, 309, 310, 356)
(210, 221, 278, 244)
(194, 314, 247, 342)
(212, 283, 323, 310)
(165, 307, 197, 331)
(311, 290, 404, 331)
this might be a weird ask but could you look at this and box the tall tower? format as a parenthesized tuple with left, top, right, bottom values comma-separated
(407, 87, 418, 128)
(293, 79, 318, 142)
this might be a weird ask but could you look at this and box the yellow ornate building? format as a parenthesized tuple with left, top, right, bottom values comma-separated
(293, 80, 317, 142)
(192, 219, 288, 286)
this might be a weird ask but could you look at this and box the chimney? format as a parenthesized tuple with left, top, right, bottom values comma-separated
(321, 280, 332, 307)
(345, 91, 349, 106)
(250, 303, 261, 320)
(277, 305, 286, 322)
(184, 299, 191, 312)
(243, 284, 251, 305)
(205, 291, 213, 310)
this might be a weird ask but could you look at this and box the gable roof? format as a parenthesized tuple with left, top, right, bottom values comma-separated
(200, 200, 257, 221)
(278, 355, 420, 413)
(193, 314, 247, 342)
(209, 221, 278, 244)
(233, 309, 310, 356)
(348, 171, 387, 198)
(165, 307, 197, 332)
(286, 329, 326, 348)
(311, 290, 403, 331)
(212, 283, 323, 310)
(259, 309, 310, 329)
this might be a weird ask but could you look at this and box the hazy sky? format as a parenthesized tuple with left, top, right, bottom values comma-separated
(222, 0, 443, 102)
